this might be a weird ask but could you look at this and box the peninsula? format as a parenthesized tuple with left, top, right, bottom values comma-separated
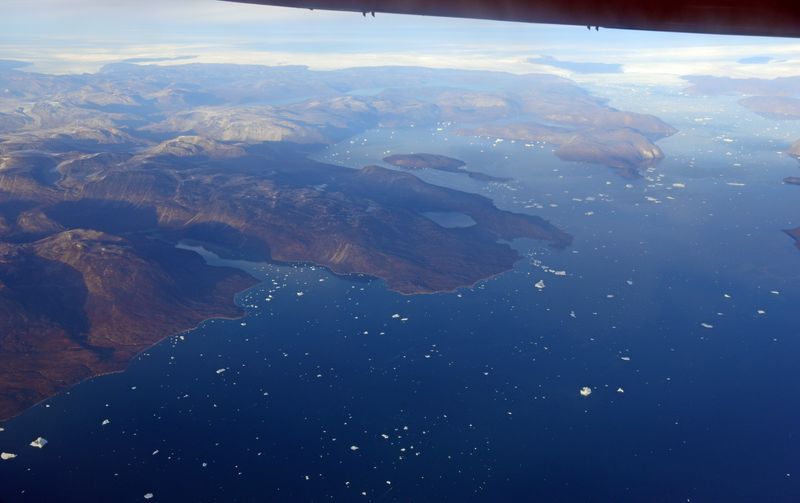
(383, 153, 510, 182)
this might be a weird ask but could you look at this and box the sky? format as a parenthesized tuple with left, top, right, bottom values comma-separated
(4, 0, 800, 85)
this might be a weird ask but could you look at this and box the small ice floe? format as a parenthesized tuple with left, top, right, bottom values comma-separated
(626, 280, 634, 286)
(144, 493, 154, 500)
(0, 427, 4, 432)
(381, 434, 389, 439)
(391, 313, 401, 319)
(350, 445, 360, 451)
(553, 270, 567, 276)
(616, 388, 625, 393)
(215, 368, 227, 374)
(726, 182, 746, 187)
(569, 310, 577, 319)
(584, 211, 594, 216)
(672, 183, 686, 188)
(29, 437, 48, 448)
(757, 310, 766, 315)
(296, 292, 304, 297)
(620, 356, 631, 361)
(700, 323, 714, 329)
(579, 387, 592, 397)
(101, 419, 110, 426)
(534, 280, 545, 290)
(723, 293, 731, 298)
(1, 452, 16, 460)
(771, 290, 780, 295)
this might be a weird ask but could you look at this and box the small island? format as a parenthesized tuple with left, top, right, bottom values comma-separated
(383, 153, 510, 182)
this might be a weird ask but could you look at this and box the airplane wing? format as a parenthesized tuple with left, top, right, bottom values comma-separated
(222, 0, 800, 38)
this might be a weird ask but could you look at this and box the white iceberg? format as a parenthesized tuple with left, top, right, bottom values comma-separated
(579, 387, 592, 397)
(29, 437, 48, 448)
(1, 452, 16, 460)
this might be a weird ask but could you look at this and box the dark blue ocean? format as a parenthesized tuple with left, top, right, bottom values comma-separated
(2, 90, 800, 502)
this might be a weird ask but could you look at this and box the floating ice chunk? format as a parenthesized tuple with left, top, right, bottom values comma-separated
(626, 280, 634, 286)
(771, 290, 780, 295)
(553, 270, 567, 276)
(381, 434, 389, 439)
(534, 280, 545, 290)
(391, 314, 401, 319)
(29, 437, 47, 448)
(144, 493, 154, 500)
(726, 182, 746, 187)
(672, 183, 686, 188)
(700, 323, 714, 329)
(723, 293, 731, 298)
(1, 452, 16, 460)
(579, 387, 592, 397)
(584, 211, 594, 216)
(101, 419, 110, 426)
(616, 388, 625, 393)
(215, 368, 227, 374)
(569, 311, 577, 318)
(296, 292, 304, 297)
(757, 310, 766, 315)
(620, 356, 631, 361)
(350, 445, 360, 451)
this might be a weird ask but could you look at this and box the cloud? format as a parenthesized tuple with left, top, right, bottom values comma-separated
(738, 56, 775, 64)
(122, 55, 197, 63)
(528, 55, 622, 74)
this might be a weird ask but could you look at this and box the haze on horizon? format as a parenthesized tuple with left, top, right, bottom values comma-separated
(5, 0, 800, 85)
